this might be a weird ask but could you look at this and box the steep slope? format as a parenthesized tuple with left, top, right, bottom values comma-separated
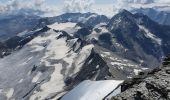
(106, 10, 170, 68)
(0, 28, 92, 100)
(61, 80, 123, 100)
(111, 55, 170, 100)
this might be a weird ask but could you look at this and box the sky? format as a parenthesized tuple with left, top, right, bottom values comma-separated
(0, 0, 170, 17)
(0, 0, 114, 16)
(0, 0, 114, 5)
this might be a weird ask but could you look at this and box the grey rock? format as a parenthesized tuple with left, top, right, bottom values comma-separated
(111, 55, 170, 100)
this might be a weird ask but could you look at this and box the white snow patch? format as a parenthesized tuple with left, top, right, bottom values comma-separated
(17, 30, 28, 36)
(94, 23, 107, 28)
(20, 61, 27, 66)
(30, 64, 64, 100)
(48, 22, 76, 31)
(96, 65, 99, 69)
(111, 62, 138, 68)
(103, 52, 111, 55)
(139, 25, 162, 45)
(74, 41, 81, 51)
(110, 57, 122, 62)
(18, 79, 23, 83)
(111, 62, 126, 66)
(142, 67, 149, 70)
(28, 30, 60, 53)
(27, 57, 33, 61)
(6, 88, 14, 99)
(63, 53, 77, 68)
(32, 72, 42, 83)
(27, 71, 31, 76)
(101, 54, 105, 57)
(31, 45, 45, 52)
(78, 14, 98, 23)
(105, 86, 121, 99)
(63, 28, 78, 36)
(133, 69, 142, 75)
(120, 66, 124, 70)
(61, 80, 123, 100)
(87, 25, 110, 41)
(73, 45, 94, 74)
(88, 58, 93, 64)
(86, 14, 98, 21)
(67, 38, 79, 47)
(44, 37, 69, 60)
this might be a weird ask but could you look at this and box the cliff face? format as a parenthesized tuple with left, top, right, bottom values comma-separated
(111, 55, 170, 100)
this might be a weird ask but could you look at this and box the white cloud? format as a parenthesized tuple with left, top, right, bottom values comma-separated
(0, 0, 170, 17)
(113, 0, 170, 6)
(0, 0, 47, 15)
(34, 0, 45, 7)
(63, 0, 94, 13)
(113, 0, 154, 9)
(112, 0, 170, 13)
(127, 0, 154, 4)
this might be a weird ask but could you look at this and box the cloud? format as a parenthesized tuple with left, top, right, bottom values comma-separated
(112, 0, 156, 11)
(127, 0, 154, 4)
(0, 0, 47, 15)
(113, 0, 170, 7)
(34, 0, 45, 7)
(0, 0, 170, 17)
(63, 0, 95, 13)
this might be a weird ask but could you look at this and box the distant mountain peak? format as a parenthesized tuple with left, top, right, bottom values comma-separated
(119, 9, 134, 16)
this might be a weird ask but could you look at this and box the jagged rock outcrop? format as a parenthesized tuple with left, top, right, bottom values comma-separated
(107, 10, 170, 68)
(111, 55, 170, 100)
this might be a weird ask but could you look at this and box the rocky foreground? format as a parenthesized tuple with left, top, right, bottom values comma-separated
(111, 55, 170, 100)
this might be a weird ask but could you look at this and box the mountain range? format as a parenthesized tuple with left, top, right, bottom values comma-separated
(0, 9, 170, 100)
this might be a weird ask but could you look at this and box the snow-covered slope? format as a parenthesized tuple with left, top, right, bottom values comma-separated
(0, 21, 147, 99)
(0, 27, 95, 99)
(47, 22, 77, 31)
(61, 80, 123, 100)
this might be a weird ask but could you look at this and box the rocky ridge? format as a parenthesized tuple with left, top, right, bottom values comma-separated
(111, 55, 170, 100)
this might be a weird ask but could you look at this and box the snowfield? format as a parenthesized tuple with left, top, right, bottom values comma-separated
(61, 80, 123, 100)
(47, 22, 77, 31)
(0, 25, 95, 99)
